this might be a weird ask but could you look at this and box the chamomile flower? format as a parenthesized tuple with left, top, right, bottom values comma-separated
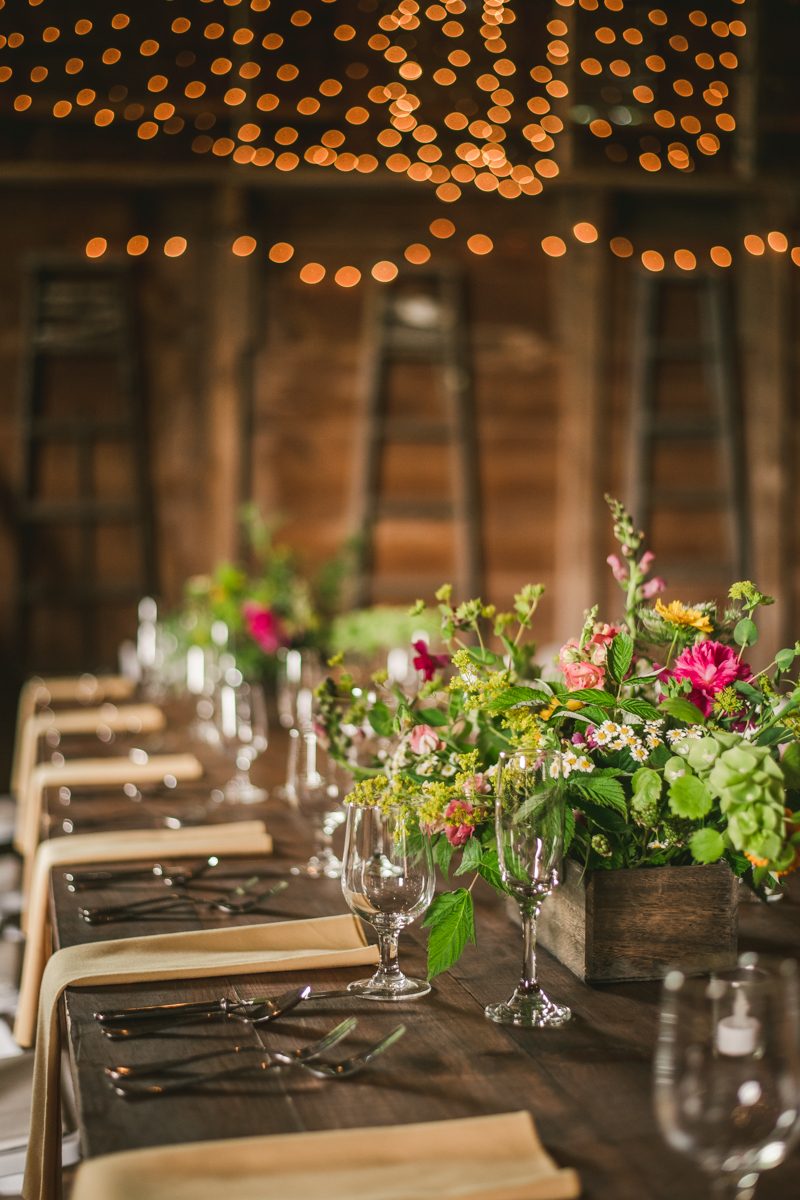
(630, 742, 649, 762)
(617, 725, 637, 745)
(574, 755, 595, 773)
(683, 726, 704, 740)
(666, 729, 686, 745)
(594, 720, 620, 746)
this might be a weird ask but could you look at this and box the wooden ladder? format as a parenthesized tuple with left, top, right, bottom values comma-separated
(15, 255, 157, 671)
(349, 268, 482, 607)
(626, 272, 747, 586)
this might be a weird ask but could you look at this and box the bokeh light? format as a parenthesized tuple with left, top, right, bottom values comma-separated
(85, 238, 107, 258)
(744, 235, 765, 256)
(372, 261, 399, 282)
(126, 235, 148, 256)
(405, 244, 431, 264)
(610, 237, 633, 258)
(164, 237, 187, 257)
(335, 266, 361, 287)
(573, 223, 598, 243)
(674, 249, 696, 271)
(269, 242, 294, 263)
(430, 219, 455, 239)
(541, 236, 566, 257)
(641, 251, 665, 271)
(232, 236, 257, 257)
(710, 246, 732, 267)
(300, 262, 326, 284)
(767, 232, 788, 252)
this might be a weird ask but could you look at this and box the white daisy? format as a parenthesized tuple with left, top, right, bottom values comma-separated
(574, 756, 595, 773)
(646, 734, 662, 748)
(593, 720, 620, 746)
(630, 743, 649, 762)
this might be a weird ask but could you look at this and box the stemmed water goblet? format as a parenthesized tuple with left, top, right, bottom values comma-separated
(341, 803, 434, 1000)
(289, 729, 345, 878)
(654, 954, 800, 1200)
(485, 747, 571, 1027)
(214, 673, 268, 803)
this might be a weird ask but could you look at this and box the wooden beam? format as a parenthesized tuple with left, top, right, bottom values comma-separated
(737, 205, 792, 668)
(206, 186, 252, 565)
(552, 191, 609, 644)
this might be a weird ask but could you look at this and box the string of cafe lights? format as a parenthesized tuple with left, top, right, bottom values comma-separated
(5, 0, 793, 284)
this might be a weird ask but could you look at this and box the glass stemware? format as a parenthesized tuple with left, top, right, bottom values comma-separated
(289, 730, 345, 878)
(341, 804, 434, 1001)
(214, 674, 268, 803)
(486, 748, 571, 1028)
(654, 954, 800, 1200)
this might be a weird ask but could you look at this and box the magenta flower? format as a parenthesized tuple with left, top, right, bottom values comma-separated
(412, 640, 450, 681)
(664, 641, 753, 717)
(607, 554, 627, 583)
(641, 577, 667, 599)
(639, 550, 655, 573)
(444, 798, 475, 847)
(241, 601, 289, 655)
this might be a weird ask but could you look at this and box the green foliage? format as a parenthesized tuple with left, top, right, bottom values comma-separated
(607, 632, 634, 684)
(690, 827, 725, 863)
(423, 889, 476, 980)
(368, 702, 394, 737)
(485, 687, 542, 712)
(329, 606, 440, 658)
(619, 697, 661, 720)
(782, 742, 800, 791)
(734, 618, 759, 648)
(434, 835, 454, 878)
(659, 696, 707, 725)
(668, 775, 714, 819)
(568, 775, 627, 814)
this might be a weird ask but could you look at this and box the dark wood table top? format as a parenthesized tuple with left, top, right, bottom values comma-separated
(43, 710, 800, 1200)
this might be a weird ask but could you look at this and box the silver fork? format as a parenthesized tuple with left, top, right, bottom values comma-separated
(109, 1017, 360, 1096)
(106, 1015, 357, 1082)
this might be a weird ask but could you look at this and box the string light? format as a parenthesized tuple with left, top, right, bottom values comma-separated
(85, 237, 107, 258)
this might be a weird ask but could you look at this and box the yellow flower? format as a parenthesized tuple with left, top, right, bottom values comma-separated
(654, 599, 713, 634)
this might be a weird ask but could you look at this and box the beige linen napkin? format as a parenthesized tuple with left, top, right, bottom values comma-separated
(15, 705, 166, 810)
(12, 676, 135, 791)
(16, 752, 204, 876)
(23, 914, 378, 1200)
(68, 1111, 580, 1200)
(14, 820, 274, 1048)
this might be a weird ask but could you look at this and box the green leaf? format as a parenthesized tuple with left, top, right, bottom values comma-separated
(668, 775, 713, 819)
(734, 680, 763, 704)
(690, 827, 725, 864)
(466, 646, 505, 668)
(649, 743, 671, 768)
(485, 686, 542, 712)
(632, 767, 662, 805)
(568, 688, 616, 707)
(756, 727, 787, 748)
(578, 799, 628, 832)
(422, 889, 476, 979)
(434, 835, 454, 878)
(415, 707, 449, 728)
(734, 617, 758, 648)
(572, 705, 608, 724)
(776, 647, 797, 671)
(659, 696, 707, 725)
(620, 697, 661, 721)
(781, 742, 800, 791)
(368, 701, 394, 737)
(474, 845, 507, 894)
(568, 775, 627, 814)
(454, 836, 483, 875)
(564, 807, 575, 854)
(607, 632, 634, 684)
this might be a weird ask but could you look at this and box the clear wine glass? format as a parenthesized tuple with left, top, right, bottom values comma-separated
(654, 954, 800, 1200)
(214, 673, 269, 803)
(486, 748, 571, 1028)
(341, 803, 434, 1001)
(289, 729, 345, 878)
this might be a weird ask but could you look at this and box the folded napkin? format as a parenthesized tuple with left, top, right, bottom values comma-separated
(68, 1111, 580, 1200)
(15, 705, 166, 810)
(16, 752, 204, 873)
(14, 820, 274, 1048)
(13, 676, 136, 791)
(23, 914, 378, 1200)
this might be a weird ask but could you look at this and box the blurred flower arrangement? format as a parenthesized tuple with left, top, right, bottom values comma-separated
(316, 496, 800, 979)
(167, 505, 351, 678)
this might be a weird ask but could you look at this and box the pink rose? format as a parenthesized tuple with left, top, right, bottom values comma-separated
(445, 798, 475, 847)
(558, 638, 583, 668)
(563, 659, 606, 691)
(423, 815, 447, 836)
(464, 772, 492, 796)
(662, 641, 754, 718)
(409, 724, 443, 755)
(242, 601, 289, 655)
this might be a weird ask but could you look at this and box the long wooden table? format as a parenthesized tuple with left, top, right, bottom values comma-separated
(41, 713, 800, 1200)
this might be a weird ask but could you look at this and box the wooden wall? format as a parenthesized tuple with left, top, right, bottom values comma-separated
(0, 178, 798, 689)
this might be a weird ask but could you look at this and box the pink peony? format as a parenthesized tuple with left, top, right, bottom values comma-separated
(412, 640, 450, 681)
(664, 641, 753, 717)
(444, 798, 475, 847)
(409, 724, 444, 755)
(242, 601, 289, 655)
(563, 659, 606, 691)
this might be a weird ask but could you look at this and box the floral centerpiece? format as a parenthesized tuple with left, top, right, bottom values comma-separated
(167, 505, 351, 678)
(316, 496, 800, 980)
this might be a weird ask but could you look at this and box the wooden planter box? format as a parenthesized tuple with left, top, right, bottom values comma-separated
(531, 859, 739, 983)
